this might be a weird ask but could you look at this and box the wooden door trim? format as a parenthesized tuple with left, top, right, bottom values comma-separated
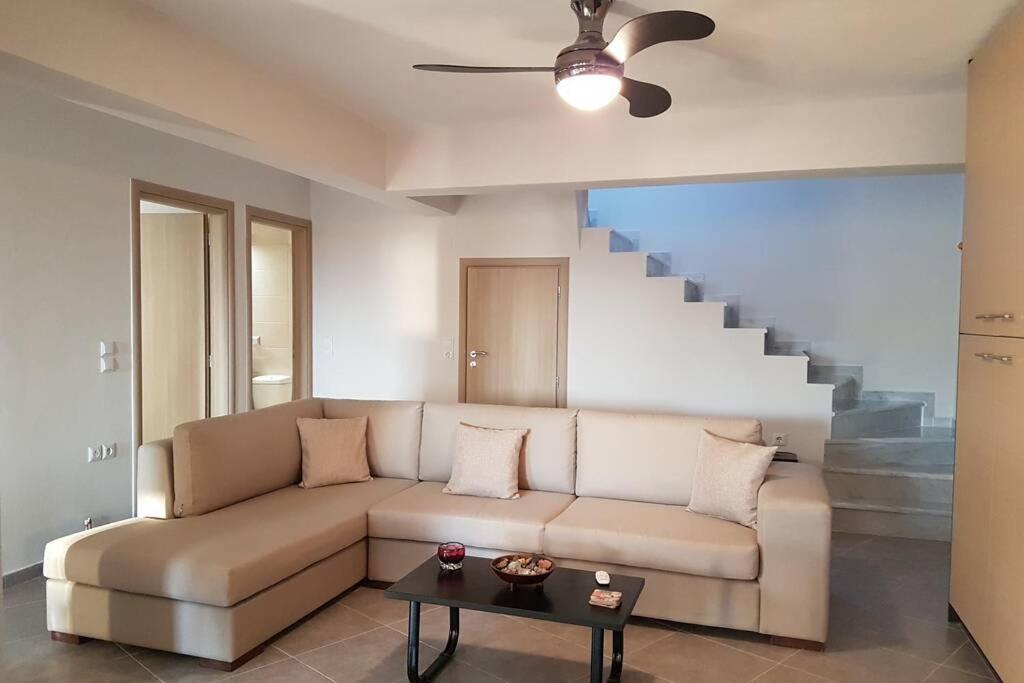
(458, 258, 570, 408)
(131, 180, 236, 515)
(245, 206, 313, 406)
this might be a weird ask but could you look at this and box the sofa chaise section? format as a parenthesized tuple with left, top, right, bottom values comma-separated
(44, 398, 423, 667)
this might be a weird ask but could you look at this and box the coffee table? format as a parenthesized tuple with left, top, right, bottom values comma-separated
(385, 556, 645, 683)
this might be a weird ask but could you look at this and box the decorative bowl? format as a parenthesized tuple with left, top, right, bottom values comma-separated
(490, 554, 557, 587)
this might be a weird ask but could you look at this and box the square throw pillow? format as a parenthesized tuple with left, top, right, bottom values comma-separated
(296, 416, 372, 489)
(443, 422, 528, 500)
(688, 429, 777, 528)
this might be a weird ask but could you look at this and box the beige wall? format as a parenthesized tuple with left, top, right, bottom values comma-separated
(0, 82, 309, 575)
(251, 223, 293, 378)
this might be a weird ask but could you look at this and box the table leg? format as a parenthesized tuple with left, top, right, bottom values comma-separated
(590, 627, 604, 683)
(406, 603, 459, 683)
(609, 629, 624, 683)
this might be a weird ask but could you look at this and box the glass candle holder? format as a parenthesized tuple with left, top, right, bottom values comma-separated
(437, 542, 466, 571)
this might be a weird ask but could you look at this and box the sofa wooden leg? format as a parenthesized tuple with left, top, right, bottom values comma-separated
(197, 644, 266, 672)
(770, 635, 825, 651)
(50, 632, 89, 645)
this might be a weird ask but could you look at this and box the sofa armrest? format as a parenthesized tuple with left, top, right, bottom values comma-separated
(137, 439, 175, 519)
(756, 462, 831, 644)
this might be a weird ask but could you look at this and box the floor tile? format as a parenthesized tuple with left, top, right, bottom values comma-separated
(630, 632, 776, 683)
(0, 633, 129, 682)
(831, 532, 873, 557)
(339, 585, 439, 625)
(272, 603, 383, 655)
(924, 665, 994, 682)
(941, 642, 997, 679)
(131, 644, 287, 682)
(225, 658, 329, 682)
(752, 664, 832, 682)
(2, 578, 46, 609)
(0, 600, 48, 643)
(785, 630, 938, 683)
(684, 624, 799, 663)
(62, 656, 159, 682)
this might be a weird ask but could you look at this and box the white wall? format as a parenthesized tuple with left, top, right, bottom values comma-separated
(312, 184, 832, 462)
(589, 175, 964, 417)
(312, 184, 580, 402)
(0, 83, 309, 574)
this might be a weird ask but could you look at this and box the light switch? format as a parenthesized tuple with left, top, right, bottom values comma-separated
(100, 341, 116, 356)
(100, 356, 116, 373)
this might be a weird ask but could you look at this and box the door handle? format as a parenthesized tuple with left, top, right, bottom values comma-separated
(469, 350, 488, 358)
(974, 352, 1014, 363)
(975, 313, 1015, 320)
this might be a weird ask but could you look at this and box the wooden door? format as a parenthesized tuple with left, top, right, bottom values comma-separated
(463, 263, 566, 407)
(140, 213, 207, 442)
(951, 334, 1024, 681)
(959, 10, 1024, 337)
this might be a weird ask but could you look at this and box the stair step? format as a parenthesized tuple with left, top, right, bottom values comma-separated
(772, 340, 812, 356)
(825, 434, 954, 468)
(808, 364, 863, 392)
(608, 229, 637, 253)
(720, 295, 740, 328)
(831, 502, 951, 541)
(682, 279, 700, 303)
(827, 376, 859, 405)
(825, 469, 952, 510)
(831, 400, 924, 439)
(646, 252, 671, 277)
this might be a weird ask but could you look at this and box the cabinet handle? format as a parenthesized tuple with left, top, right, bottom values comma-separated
(975, 313, 1015, 320)
(975, 352, 1014, 363)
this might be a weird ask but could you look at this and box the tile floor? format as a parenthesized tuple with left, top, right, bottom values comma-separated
(0, 533, 999, 682)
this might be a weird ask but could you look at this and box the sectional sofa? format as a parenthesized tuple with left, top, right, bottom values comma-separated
(43, 398, 831, 669)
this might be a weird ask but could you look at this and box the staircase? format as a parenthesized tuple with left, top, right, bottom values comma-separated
(584, 225, 955, 540)
(818, 367, 954, 541)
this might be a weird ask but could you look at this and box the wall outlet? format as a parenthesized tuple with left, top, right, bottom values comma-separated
(101, 443, 117, 460)
(87, 446, 101, 463)
(772, 433, 788, 447)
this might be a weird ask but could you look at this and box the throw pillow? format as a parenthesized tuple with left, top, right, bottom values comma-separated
(688, 429, 777, 528)
(443, 422, 528, 500)
(296, 416, 372, 488)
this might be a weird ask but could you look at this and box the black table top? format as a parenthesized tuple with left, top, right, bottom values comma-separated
(385, 556, 645, 631)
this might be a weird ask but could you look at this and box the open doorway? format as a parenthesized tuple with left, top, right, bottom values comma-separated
(246, 207, 312, 409)
(131, 181, 235, 454)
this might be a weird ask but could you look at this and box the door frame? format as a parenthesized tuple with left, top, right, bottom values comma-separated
(458, 258, 570, 407)
(130, 180, 236, 513)
(245, 206, 313, 407)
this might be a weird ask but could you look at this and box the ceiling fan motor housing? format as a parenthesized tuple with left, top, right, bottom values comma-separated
(554, 49, 624, 86)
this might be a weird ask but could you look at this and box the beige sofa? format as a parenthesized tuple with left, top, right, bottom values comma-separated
(44, 398, 831, 669)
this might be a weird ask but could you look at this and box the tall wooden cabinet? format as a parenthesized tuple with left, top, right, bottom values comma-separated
(951, 6, 1024, 682)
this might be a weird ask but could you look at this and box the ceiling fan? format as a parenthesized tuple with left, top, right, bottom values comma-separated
(412, 0, 715, 118)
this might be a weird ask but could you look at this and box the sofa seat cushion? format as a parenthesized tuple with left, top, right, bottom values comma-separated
(543, 497, 759, 581)
(44, 478, 415, 607)
(368, 481, 575, 552)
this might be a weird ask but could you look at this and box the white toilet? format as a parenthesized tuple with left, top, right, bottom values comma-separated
(252, 374, 292, 409)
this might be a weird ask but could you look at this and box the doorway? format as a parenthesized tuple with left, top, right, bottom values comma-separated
(131, 181, 235, 448)
(459, 258, 569, 408)
(246, 207, 312, 410)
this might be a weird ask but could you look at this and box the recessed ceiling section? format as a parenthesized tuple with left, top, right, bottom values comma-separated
(137, 0, 1015, 129)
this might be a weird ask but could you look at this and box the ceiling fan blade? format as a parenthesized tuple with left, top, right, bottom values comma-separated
(620, 77, 671, 118)
(603, 11, 716, 63)
(413, 64, 554, 74)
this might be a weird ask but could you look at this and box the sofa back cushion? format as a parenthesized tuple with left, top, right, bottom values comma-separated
(575, 409, 763, 506)
(419, 403, 578, 494)
(172, 398, 323, 517)
(322, 399, 423, 480)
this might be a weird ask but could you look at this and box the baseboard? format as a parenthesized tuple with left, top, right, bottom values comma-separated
(3, 562, 42, 588)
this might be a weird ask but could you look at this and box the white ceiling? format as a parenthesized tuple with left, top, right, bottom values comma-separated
(138, 0, 1015, 131)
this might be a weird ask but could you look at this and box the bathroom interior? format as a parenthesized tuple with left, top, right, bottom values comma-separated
(250, 221, 294, 409)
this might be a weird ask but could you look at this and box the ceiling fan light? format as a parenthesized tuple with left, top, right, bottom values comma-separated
(556, 73, 622, 111)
